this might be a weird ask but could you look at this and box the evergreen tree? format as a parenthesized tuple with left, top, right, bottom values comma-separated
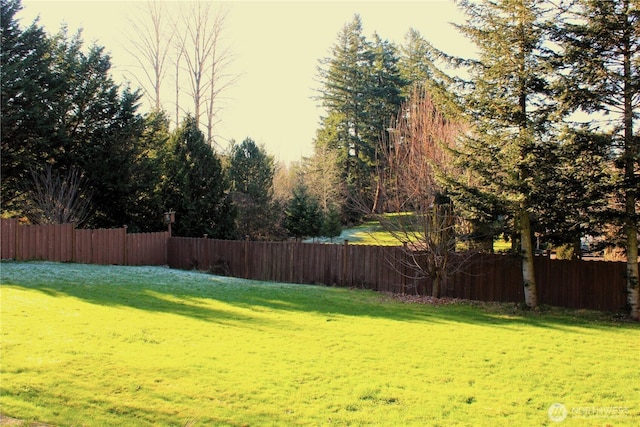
(122, 110, 171, 231)
(451, 0, 560, 308)
(161, 116, 235, 238)
(316, 15, 407, 221)
(398, 28, 460, 118)
(80, 88, 145, 228)
(228, 137, 277, 240)
(44, 28, 159, 230)
(533, 126, 611, 255)
(367, 33, 406, 213)
(316, 15, 371, 221)
(321, 205, 342, 240)
(1, 0, 55, 212)
(399, 28, 438, 92)
(553, 0, 640, 318)
(284, 184, 322, 240)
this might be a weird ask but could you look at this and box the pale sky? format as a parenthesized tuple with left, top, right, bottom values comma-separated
(19, 0, 472, 164)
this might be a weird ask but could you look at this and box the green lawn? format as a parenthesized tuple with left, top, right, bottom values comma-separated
(1, 262, 638, 426)
(311, 215, 514, 251)
(310, 218, 402, 246)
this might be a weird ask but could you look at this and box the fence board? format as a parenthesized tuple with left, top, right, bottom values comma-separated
(126, 232, 169, 266)
(12, 223, 74, 262)
(0, 218, 18, 259)
(1, 219, 169, 267)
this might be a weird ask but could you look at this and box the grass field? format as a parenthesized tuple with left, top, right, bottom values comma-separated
(1, 261, 638, 426)
(311, 216, 514, 251)
(309, 219, 402, 246)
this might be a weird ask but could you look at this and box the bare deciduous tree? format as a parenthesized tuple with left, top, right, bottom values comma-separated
(379, 86, 471, 297)
(304, 143, 343, 213)
(126, 0, 175, 110)
(126, 1, 237, 141)
(203, 10, 238, 147)
(176, 1, 211, 128)
(380, 204, 463, 297)
(22, 166, 92, 226)
(174, 41, 184, 128)
(383, 86, 459, 212)
(176, 3, 236, 146)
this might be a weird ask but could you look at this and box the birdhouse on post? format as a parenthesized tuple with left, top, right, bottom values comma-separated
(163, 211, 175, 236)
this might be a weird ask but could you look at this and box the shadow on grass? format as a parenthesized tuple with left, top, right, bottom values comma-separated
(0, 262, 262, 326)
(1, 261, 636, 331)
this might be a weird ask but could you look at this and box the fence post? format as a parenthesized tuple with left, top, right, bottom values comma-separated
(123, 226, 128, 265)
(72, 224, 76, 263)
(13, 220, 19, 260)
(166, 232, 170, 266)
(402, 243, 408, 294)
(342, 240, 349, 287)
(14, 219, 19, 260)
(244, 238, 249, 279)
(289, 242, 295, 284)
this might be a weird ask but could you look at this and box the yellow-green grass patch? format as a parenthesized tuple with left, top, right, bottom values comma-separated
(1, 262, 638, 426)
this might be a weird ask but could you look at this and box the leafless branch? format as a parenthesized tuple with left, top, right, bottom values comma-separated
(21, 165, 92, 226)
(125, 0, 176, 110)
(374, 85, 476, 297)
(174, 3, 237, 145)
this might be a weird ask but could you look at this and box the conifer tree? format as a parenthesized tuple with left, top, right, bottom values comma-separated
(228, 137, 277, 240)
(316, 15, 407, 221)
(124, 110, 171, 231)
(284, 184, 322, 240)
(1, 0, 55, 211)
(398, 28, 457, 115)
(553, 0, 639, 318)
(1, 0, 164, 230)
(451, 0, 559, 308)
(161, 116, 235, 238)
(321, 206, 342, 241)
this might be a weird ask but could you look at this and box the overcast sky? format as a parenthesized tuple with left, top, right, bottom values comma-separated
(19, 0, 473, 164)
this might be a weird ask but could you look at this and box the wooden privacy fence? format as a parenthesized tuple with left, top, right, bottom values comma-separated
(0, 218, 168, 266)
(0, 218, 628, 313)
(168, 237, 405, 288)
(168, 237, 628, 313)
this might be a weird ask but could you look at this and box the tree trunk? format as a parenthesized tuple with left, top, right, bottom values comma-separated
(175, 50, 181, 127)
(371, 179, 382, 214)
(520, 208, 538, 308)
(627, 223, 639, 320)
(432, 270, 441, 298)
(622, 0, 639, 320)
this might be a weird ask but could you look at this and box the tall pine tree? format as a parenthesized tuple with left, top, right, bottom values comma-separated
(228, 137, 277, 240)
(161, 116, 235, 238)
(398, 28, 457, 115)
(316, 15, 406, 221)
(554, 0, 640, 318)
(451, 0, 559, 308)
(1, 0, 55, 212)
